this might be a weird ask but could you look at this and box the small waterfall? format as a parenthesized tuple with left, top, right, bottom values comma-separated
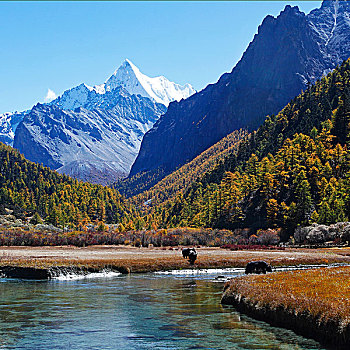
(49, 266, 121, 280)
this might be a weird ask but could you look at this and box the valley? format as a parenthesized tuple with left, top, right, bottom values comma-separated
(1, 1, 350, 348)
(2, 0, 350, 262)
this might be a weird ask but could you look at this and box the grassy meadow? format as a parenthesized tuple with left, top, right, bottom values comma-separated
(222, 266, 350, 346)
(0, 246, 349, 273)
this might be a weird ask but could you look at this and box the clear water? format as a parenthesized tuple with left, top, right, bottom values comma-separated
(0, 270, 326, 350)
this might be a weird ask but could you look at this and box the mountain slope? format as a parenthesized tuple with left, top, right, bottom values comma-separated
(130, 0, 350, 186)
(0, 142, 133, 226)
(0, 111, 28, 145)
(13, 89, 166, 184)
(153, 57, 350, 233)
(118, 129, 246, 202)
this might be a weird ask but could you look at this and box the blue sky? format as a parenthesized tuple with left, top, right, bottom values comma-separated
(0, 1, 321, 114)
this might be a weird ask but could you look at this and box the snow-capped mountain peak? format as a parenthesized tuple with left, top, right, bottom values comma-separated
(1, 59, 192, 183)
(105, 59, 195, 106)
(105, 59, 154, 100)
(52, 83, 93, 110)
(49, 59, 195, 109)
(0, 59, 195, 157)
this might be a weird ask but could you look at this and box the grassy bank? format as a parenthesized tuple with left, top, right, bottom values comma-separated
(222, 266, 350, 347)
(1, 246, 350, 273)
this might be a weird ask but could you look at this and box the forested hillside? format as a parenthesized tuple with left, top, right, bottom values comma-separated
(137, 58, 350, 237)
(0, 143, 134, 226)
(124, 129, 246, 204)
(3, 58, 350, 238)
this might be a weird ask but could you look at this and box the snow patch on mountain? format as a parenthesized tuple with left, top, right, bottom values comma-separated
(0, 111, 29, 145)
(53, 84, 92, 110)
(308, 0, 350, 67)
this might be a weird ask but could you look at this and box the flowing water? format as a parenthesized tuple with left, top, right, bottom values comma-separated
(0, 269, 326, 350)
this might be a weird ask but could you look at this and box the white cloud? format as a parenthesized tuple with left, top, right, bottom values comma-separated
(44, 88, 57, 102)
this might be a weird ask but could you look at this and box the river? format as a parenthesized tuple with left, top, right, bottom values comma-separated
(0, 269, 325, 349)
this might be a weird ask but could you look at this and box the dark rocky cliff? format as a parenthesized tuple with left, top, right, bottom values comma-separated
(130, 1, 350, 179)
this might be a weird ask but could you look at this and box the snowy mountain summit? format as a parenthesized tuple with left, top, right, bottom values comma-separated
(53, 59, 195, 110)
(105, 59, 195, 106)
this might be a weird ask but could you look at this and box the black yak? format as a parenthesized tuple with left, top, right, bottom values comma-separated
(188, 250, 197, 265)
(182, 248, 197, 264)
(182, 248, 192, 259)
(245, 261, 272, 274)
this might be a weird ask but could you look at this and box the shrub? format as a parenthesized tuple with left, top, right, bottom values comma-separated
(30, 212, 43, 225)
(257, 229, 280, 245)
(294, 222, 350, 245)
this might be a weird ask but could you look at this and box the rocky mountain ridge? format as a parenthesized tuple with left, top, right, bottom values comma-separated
(13, 89, 166, 184)
(129, 0, 350, 184)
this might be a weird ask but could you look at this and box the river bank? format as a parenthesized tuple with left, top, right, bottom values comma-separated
(1, 245, 350, 278)
(221, 266, 350, 348)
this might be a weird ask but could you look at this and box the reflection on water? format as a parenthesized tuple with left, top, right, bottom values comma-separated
(0, 271, 325, 350)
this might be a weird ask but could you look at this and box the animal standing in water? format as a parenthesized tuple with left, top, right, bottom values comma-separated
(182, 248, 197, 265)
(245, 261, 272, 274)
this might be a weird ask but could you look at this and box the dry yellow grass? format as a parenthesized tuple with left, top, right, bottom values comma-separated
(322, 247, 350, 256)
(223, 266, 350, 329)
(0, 246, 349, 272)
